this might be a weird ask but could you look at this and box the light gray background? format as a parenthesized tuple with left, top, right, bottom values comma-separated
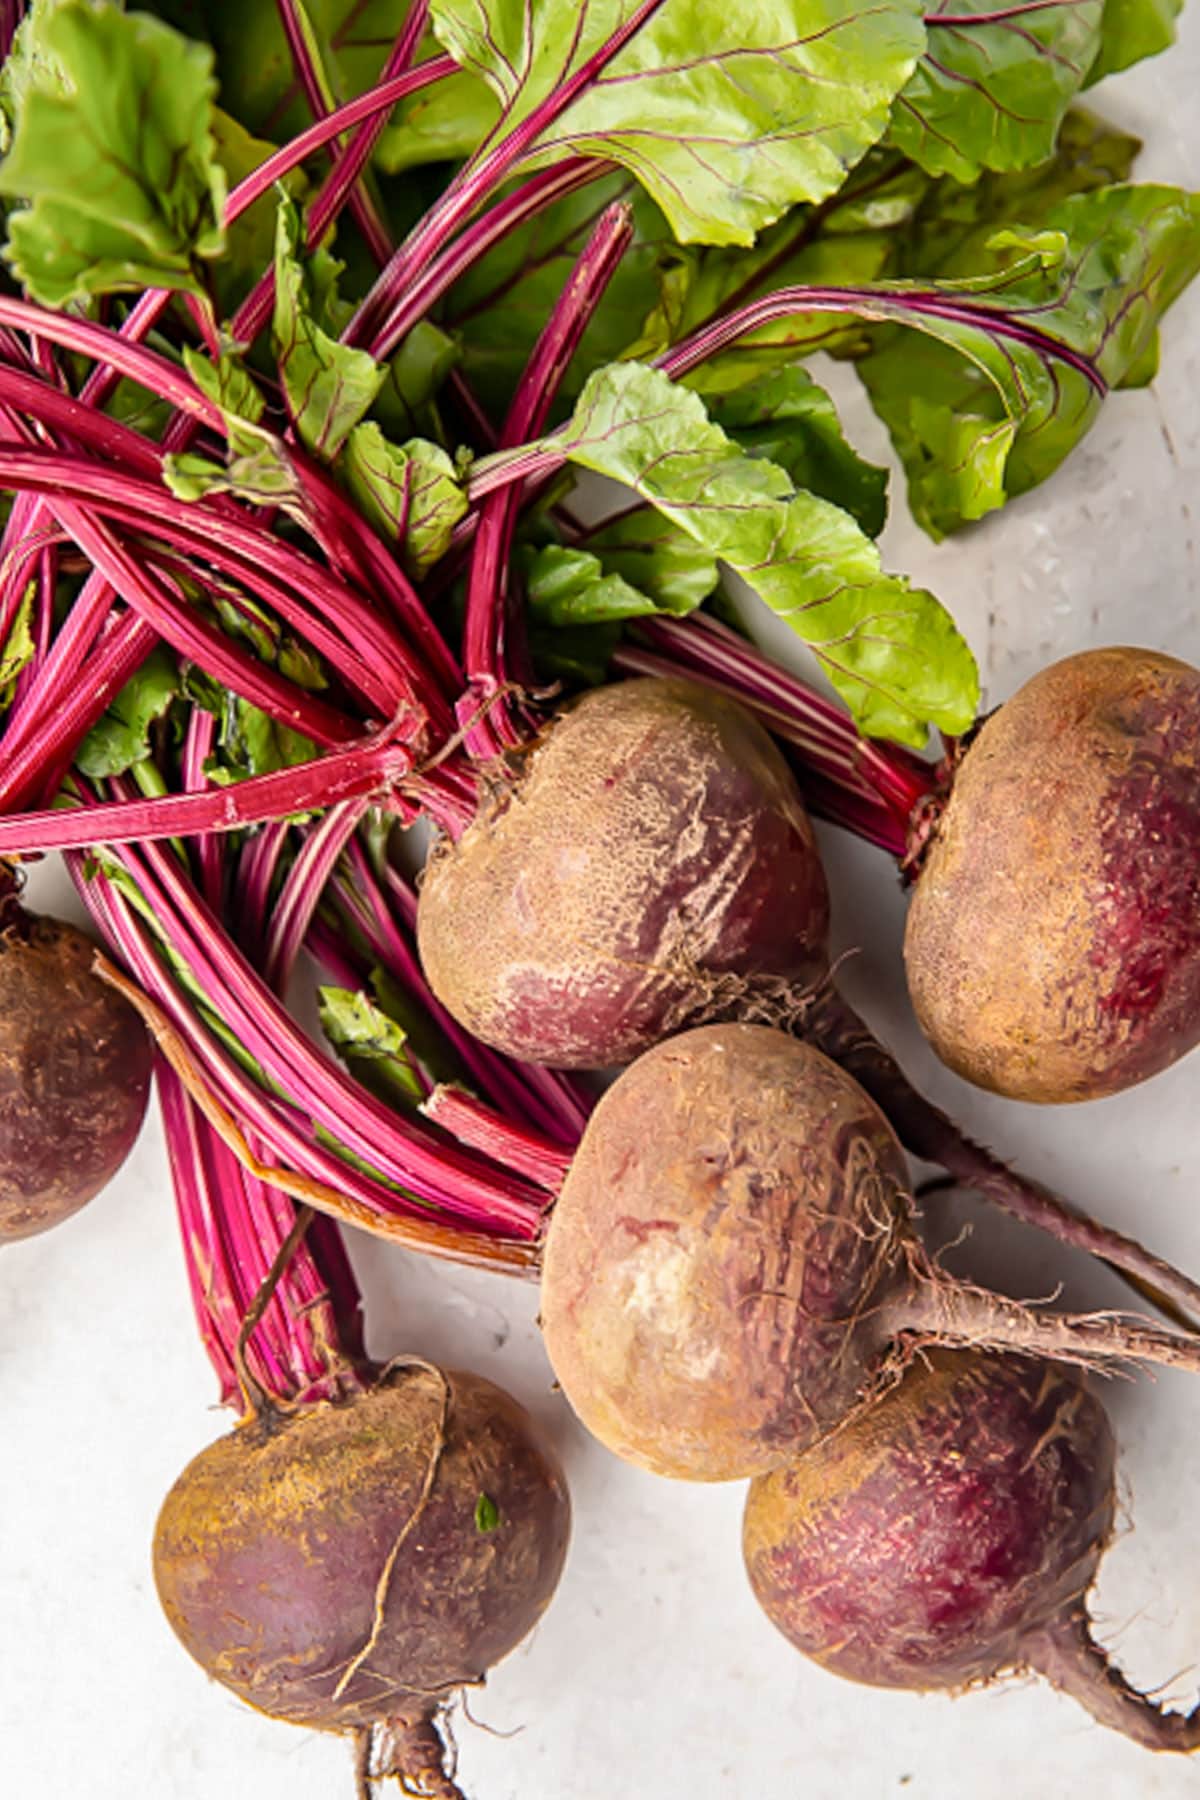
(3, 22, 1199, 1798)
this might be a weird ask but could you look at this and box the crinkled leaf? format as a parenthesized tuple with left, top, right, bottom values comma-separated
(853, 183, 1200, 536)
(0, 0, 226, 304)
(318, 985, 425, 1106)
(75, 646, 179, 778)
(431, 0, 927, 245)
(709, 367, 888, 537)
(546, 363, 977, 744)
(342, 422, 468, 575)
(581, 507, 718, 612)
(165, 344, 300, 507)
(890, 0, 1104, 182)
(523, 545, 665, 626)
(1087, 0, 1182, 81)
(902, 107, 1142, 274)
(164, 442, 300, 506)
(0, 580, 37, 710)
(273, 197, 385, 459)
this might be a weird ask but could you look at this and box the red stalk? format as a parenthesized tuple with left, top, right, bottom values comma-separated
(461, 199, 636, 758)
(345, 0, 670, 354)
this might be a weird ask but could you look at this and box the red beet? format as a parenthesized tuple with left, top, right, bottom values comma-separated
(420, 670, 1200, 1333)
(153, 1362, 570, 1795)
(0, 902, 151, 1241)
(540, 1025, 1200, 1481)
(743, 1349, 1200, 1752)
(905, 647, 1200, 1102)
(417, 677, 829, 1067)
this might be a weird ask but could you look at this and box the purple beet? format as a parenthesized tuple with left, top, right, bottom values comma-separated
(153, 1362, 570, 1795)
(905, 647, 1200, 1103)
(419, 671, 1200, 1332)
(743, 1348, 1200, 1752)
(416, 677, 830, 1067)
(0, 901, 151, 1242)
(539, 1025, 1200, 1483)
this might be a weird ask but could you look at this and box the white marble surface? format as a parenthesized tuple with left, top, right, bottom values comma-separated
(3, 25, 1200, 1800)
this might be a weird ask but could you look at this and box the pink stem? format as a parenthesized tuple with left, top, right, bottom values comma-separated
(461, 199, 636, 758)
(365, 158, 606, 359)
(422, 1086, 572, 1190)
(0, 735, 414, 854)
(274, 0, 396, 268)
(262, 799, 370, 992)
(346, 0, 670, 354)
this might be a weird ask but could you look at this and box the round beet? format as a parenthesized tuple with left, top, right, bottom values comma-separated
(743, 1350, 1200, 1751)
(417, 677, 829, 1067)
(540, 1024, 1200, 1482)
(905, 647, 1200, 1102)
(154, 1363, 570, 1791)
(0, 905, 152, 1242)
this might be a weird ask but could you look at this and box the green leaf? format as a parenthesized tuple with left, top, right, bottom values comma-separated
(431, 0, 927, 245)
(474, 1492, 501, 1533)
(546, 362, 978, 745)
(0, 579, 37, 710)
(853, 183, 1200, 536)
(147, 0, 410, 148)
(374, 319, 460, 442)
(889, 0, 1104, 182)
(580, 507, 719, 613)
(0, 0, 226, 305)
(342, 422, 468, 575)
(901, 107, 1142, 275)
(165, 345, 300, 507)
(318, 985, 425, 1107)
(523, 545, 664, 627)
(208, 695, 317, 782)
(75, 646, 179, 778)
(272, 197, 385, 459)
(375, 28, 500, 173)
(1087, 0, 1182, 82)
(708, 367, 888, 537)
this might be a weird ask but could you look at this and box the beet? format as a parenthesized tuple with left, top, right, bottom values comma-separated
(743, 1349, 1200, 1751)
(417, 677, 829, 1067)
(418, 671, 1200, 1331)
(905, 646, 1200, 1102)
(540, 1025, 1200, 1481)
(0, 903, 152, 1241)
(153, 1361, 570, 1794)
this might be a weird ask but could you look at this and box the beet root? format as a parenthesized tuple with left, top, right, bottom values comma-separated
(540, 1025, 1200, 1482)
(905, 646, 1200, 1103)
(153, 1363, 570, 1788)
(0, 907, 151, 1241)
(743, 1349, 1200, 1752)
(416, 677, 830, 1067)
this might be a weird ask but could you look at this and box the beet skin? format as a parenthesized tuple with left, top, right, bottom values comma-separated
(743, 1351, 1113, 1689)
(0, 910, 151, 1241)
(744, 1349, 1200, 1751)
(540, 1024, 1200, 1484)
(153, 1365, 570, 1740)
(417, 678, 830, 1067)
(905, 647, 1200, 1102)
